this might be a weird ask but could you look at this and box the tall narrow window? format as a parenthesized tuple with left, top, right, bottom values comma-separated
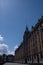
(40, 52, 43, 58)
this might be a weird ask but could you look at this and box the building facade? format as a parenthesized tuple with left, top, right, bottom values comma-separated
(15, 42, 24, 63)
(15, 16, 43, 63)
(29, 16, 43, 63)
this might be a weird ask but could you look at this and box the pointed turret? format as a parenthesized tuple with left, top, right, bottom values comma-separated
(23, 26, 30, 42)
(25, 26, 28, 32)
(24, 26, 30, 36)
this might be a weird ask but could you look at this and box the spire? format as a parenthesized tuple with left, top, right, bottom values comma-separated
(24, 17, 30, 34)
(25, 25, 30, 33)
(26, 25, 28, 32)
(23, 25, 30, 42)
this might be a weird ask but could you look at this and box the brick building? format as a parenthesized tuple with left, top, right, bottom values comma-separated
(15, 42, 24, 63)
(15, 16, 43, 63)
(27, 16, 43, 63)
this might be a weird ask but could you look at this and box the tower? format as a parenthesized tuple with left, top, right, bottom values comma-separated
(23, 26, 30, 63)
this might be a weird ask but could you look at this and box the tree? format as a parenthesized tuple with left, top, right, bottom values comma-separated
(0, 55, 3, 63)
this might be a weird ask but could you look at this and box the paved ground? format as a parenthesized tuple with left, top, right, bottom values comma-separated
(3, 63, 28, 65)
(3, 63, 43, 65)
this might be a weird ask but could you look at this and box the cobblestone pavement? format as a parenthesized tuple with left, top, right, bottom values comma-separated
(3, 63, 28, 65)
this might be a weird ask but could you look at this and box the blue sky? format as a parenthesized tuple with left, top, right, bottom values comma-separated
(0, 0, 43, 55)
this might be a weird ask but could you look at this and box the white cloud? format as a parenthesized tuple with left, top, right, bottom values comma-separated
(0, 35, 18, 55)
(0, 35, 3, 41)
(0, 43, 8, 55)
(8, 51, 14, 55)
(0, 43, 14, 55)
(14, 45, 18, 50)
(14, 45, 18, 55)
(0, 43, 18, 55)
(8, 45, 18, 55)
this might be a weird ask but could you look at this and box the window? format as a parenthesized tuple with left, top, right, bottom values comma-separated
(30, 56, 31, 61)
(42, 40, 43, 47)
(34, 54, 36, 59)
(40, 44, 41, 51)
(40, 52, 43, 58)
